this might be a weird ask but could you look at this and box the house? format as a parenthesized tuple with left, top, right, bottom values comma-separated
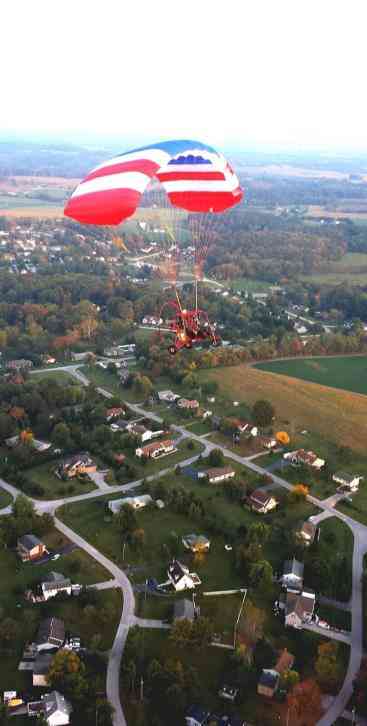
(332, 472, 363, 492)
(127, 422, 164, 442)
(296, 520, 317, 545)
(32, 653, 53, 686)
(157, 391, 180, 403)
(70, 351, 94, 362)
(185, 705, 211, 726)
(283, 449, 325, 470)
(177, 398, 200, 410)
(229, 419, 258, 437)
(42, 690, 72, 725)
(56, 452, 96, 479)
(17, 534, 46, 562)
(248, 489, 278, 514)
(205, 466, 236, 484)
(259, 435, 277, 450)
(36, 618, 65, 652)
(6, 358, 33, 370)
(174, 598, 196, 621)
(257, 669, 280, 698)
(212, 415, 221, 430)
(275, 648, 295, 674)
(110, 419, 130, 432)
(281, 558, 304, 591)
(182, 534, 211, 553)
(167, 560, 201, 591)
(41, 572, 72, 601)
(106, 407, 125, 422)
(108, 494, 153, 514)
(28, 691, 72, 725)
(157, 390, 180, 403)
(285, 588, 316, 629)
(135, 439, 175, 459)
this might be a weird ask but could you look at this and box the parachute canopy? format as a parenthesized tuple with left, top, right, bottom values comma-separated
(64, 139, 243, 225)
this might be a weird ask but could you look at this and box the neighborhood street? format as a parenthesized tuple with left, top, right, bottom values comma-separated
(1, 364, 366, 725)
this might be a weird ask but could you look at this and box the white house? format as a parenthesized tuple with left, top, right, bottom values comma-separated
(41, 572, 72, 601)
(281, 558, 304, 591)
(332, 472, 362, 492)
(126, 422, 163, 442)
(108, 494, 153, 514)
(249, 489, 278, 514)
(205, 466, 236, 484)
(167, 560, 201, 591)
(157, 390, 180, 403)
(42, 691, 72, 725)
(135, 439, 175, 459)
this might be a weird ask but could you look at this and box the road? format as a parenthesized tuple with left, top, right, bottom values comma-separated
(6, 362, 367, 725)
(54, 515, 135, 726)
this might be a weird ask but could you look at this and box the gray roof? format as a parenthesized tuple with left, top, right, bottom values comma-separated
(42, 578, 71, 593)
(43, 691, 72, 718)
(18, 534, 43, 550)
(33, 653, 53, 675)
(283, 558, 304, 579)
(333, 471, 358, 484)
(43, 571, 65, 583)
(37, 618, 65, 646)
(174, 599, 195, 621)
(259, 669, 279, 689)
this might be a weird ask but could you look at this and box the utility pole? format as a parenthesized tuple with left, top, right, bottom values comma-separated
(233, 589, 247, 650)
(351, 706, 356, 726)
(140, 676, 144, 702)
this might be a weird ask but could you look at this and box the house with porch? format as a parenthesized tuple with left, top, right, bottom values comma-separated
(248, 489, 278, 514)
(332, 471, 363, 492)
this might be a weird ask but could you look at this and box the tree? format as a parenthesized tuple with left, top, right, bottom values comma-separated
(280, 669, 300, 691)
(252, 399, 275, 427)
(115, 504, 138, 542)
(289, 483, 309, 503)
(249, 559, 273, 590)
(246, 522, 270, 546)
(314, 641, 344, 692)
(0, 617, 17, 644)
(287, 679, 322, 721)
(169, 618, 194, 649)
(52, 422, 72, 449)
(208, 448, 225, 467)
(47, 649, 88, 703)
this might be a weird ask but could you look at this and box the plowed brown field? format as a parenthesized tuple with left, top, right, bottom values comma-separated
(202, 364, 367, 452)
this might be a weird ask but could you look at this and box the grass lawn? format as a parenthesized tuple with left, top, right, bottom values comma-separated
(0, 536, 115, 694)
(58, 470, 317, 591)
(197, 364, 367, 453)
(210, 431, 265, 457)
(29, 370, 76, 384)
(255, 355, 367, 397)
(122, 627, 347, 726)
(314, 518, 354, 602)
(0, 485, 13, 508)
(23, 459, 96, 500)
(84, 365, 139, 402)
(337, 486, 367, 526)
(107, 438, 205, 486)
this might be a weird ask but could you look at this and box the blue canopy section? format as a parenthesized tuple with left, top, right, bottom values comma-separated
(117, 139, 218, 158)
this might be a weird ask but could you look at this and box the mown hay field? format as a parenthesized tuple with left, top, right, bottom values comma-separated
(200, 363, 367, 452)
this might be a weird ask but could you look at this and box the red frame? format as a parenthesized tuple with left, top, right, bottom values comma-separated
(159, 300, 221, 354)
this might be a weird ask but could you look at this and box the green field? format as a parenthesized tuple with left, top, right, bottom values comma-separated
(255, 355, 367, 396)
(0, 486, 13, 509)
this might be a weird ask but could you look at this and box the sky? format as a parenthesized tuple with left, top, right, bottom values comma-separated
(1, 0, 367, 151)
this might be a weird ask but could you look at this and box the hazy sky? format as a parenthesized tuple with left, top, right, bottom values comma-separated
(2, 0, 367, 150)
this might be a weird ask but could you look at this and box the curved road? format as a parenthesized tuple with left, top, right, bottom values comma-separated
(9, 363, 367, 724)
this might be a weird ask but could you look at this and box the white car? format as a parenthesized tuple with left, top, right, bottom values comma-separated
(224, 544, 233, 552)
(51, 554, 60, 561)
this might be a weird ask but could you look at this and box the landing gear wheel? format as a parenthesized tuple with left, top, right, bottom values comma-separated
(168, 345, 177, 355)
